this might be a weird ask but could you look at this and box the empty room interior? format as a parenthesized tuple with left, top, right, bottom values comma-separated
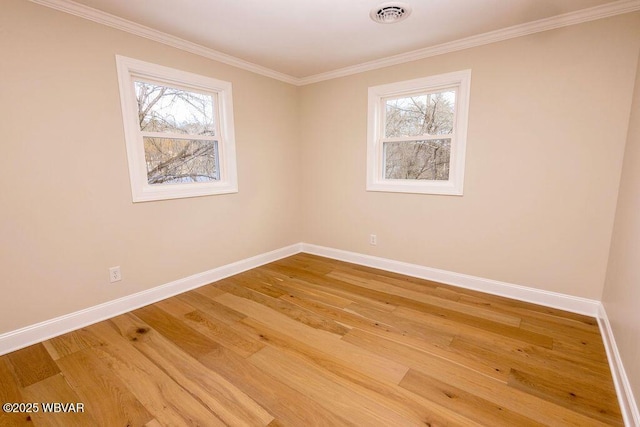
(2, 0, 640, 425)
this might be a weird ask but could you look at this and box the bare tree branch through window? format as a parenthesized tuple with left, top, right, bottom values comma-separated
(383, 90, 455, 180)
(134, 81, 219, 185)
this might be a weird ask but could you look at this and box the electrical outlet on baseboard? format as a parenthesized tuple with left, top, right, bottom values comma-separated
(369, 234, 377, 246)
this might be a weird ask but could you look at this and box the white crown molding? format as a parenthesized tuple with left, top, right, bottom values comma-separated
(0, 243, 302, 356)
(29, 0, 640, 86)
(301, 243, 600, 316)
(299, 0, 640, 85)
(28, 0, 299, 85)
(597, 304, 640, 426)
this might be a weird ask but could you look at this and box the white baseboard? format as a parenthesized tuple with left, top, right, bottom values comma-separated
(300, 243, 600, 316)
(597, 304, 640, 427)
(2, 241, 634, 423)
(0, 243, 302, 356)
(0, 242, 600, 358)
(301, 244, 640, 424)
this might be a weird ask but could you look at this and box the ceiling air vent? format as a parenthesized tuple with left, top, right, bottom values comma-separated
(370, 2, 412, 24)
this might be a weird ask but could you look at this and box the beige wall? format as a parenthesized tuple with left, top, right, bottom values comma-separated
(603, 49, 640, 411)
(0, 0, 301, 334)
(299, 13, 640, 299)
(2, 0, 640, 338)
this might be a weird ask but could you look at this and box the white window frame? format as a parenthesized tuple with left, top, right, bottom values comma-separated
(366, 70, 471, 195)
(115, 55, 238, 202)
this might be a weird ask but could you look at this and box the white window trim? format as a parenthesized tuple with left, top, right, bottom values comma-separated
(366, 69, 471, 195)
(115, 55, 238, 202)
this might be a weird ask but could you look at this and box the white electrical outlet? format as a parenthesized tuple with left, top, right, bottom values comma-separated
(369, 234, 377, 245)
(109, 266, 122, 283)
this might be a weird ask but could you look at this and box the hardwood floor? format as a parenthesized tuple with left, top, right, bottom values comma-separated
(0, 253, 622, 426)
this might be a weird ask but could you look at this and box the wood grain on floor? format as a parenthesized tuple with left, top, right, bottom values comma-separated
(0, 254, 622, 426)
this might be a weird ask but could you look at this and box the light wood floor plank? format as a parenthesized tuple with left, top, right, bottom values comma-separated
(0, 253, 622, 426)
(6, 343, 60, 388)
(277, 290, 455, 346)
(198, 346, 354, 425)
(327, 270, 523, 327)
(86, 320, 226, 426)
(235, 318, 484, 426)
(22, 374, 98, 427)
(346, 301, 463, 343)
(55, 347, 153, 426)
(457, 293, 600, 333)
(249, 346, 415, 427)
(399, 368, 545, 427)
(258, 273, 354, 308)
(449, 333, 613, 382)
(154, 294, 265, 358)
(132, 304, 221, 360)
(182, 309, 266, 358)
(261, 263, 399, 312)
(271, 259, 552, 347)
(227, 272, 289, 298)
(401, 368, 612, 427)
(0, 358, 31, 426)
(507, 368, 622, 425)
(393, 304, 554, 349)
(216, 279, 351, 335)
(110, 313, 275, 426)
(340, 304, 509, 381)
(177, 289, 247, 325)
(41, 327, 102, 362)
(215, 292, 410, 384)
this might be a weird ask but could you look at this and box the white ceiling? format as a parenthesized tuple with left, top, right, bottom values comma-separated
(38, 0, 638, 81)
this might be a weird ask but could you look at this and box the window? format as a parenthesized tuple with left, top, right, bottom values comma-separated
(116, 55, 237, 202)
(367, 70, 471, 195)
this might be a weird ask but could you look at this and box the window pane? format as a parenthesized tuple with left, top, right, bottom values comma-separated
(135, 81, 215, 136)
(143, 137, 219, 185)
(385, 90, 455, 137)
(384, 139, 451, 180)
